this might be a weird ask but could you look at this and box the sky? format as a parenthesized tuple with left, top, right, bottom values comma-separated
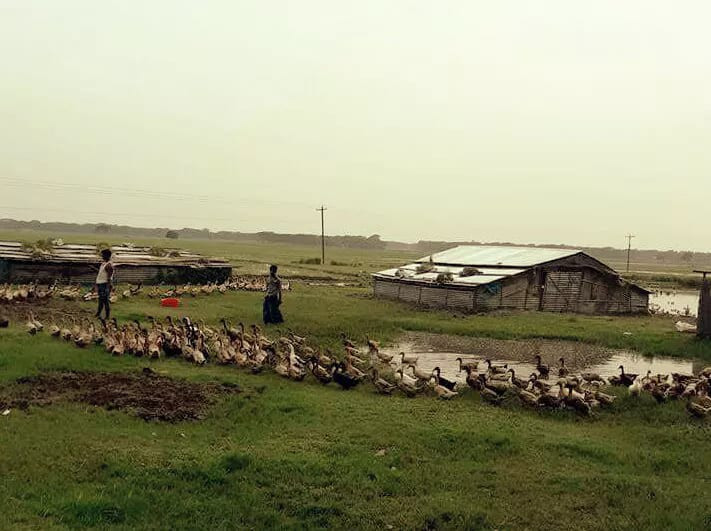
(1, 1, 710, 250)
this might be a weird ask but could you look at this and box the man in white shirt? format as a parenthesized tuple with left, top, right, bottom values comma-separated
(95, 248, 114, 320)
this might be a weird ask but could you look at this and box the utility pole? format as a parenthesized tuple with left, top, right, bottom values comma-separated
(316, 205, 327, 265)
(625, 234, 635, 273)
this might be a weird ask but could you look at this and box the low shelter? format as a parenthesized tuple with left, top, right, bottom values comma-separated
(373, 245, 649, 314)
(0, 241, 231, 285)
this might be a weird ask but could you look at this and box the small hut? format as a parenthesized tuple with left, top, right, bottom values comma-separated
(373, 245, 649, 314)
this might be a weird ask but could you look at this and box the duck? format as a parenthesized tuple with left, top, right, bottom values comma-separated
(618, 365, 638, 387)
(396, 378, 423, 398)
(432, 367, 457, 391)
(407, 364, 431, 383)
(537, 391, 561, 409)
(484, 380, 511, 395)
(517, 388, 540, 407)
(25, 312, 38, 335)
(464, 366, 484, 390)
(628, 378, 642, 397)
(400, 352, 418, 365)
(429, 378, 458, 400)
(366, 336, 380, 355)
(376, 350, 394, 363)
(310, 362, 333, 385)
(529, 373, 553, 393)
(581, 372, 603, 383)
(457, 357, 479, 372)
(370, 369, 396, 395)
(395, 368, 420, 388)
(686, 398, 710, 418)
(507, 368, 528, 389)
(484, 359, 508, 375)
(534, 355, 549, 379)
(340, 333, 356, 349)
(594, 390, 616, 406)
(558, 357, 569, 378)
(480, 386, 503, 405)
(332, 363, 360, 390)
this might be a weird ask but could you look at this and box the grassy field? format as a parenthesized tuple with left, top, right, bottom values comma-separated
(1, 282, 711, 529)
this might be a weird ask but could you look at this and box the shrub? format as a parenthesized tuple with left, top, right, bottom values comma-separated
(299, 257, 321, 265)
(436, 272, 454, 284)
(460, 266, 482, 277)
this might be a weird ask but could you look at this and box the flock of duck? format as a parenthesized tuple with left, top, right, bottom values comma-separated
(18, 311, 711, 418)
(0, 277, 289, 304)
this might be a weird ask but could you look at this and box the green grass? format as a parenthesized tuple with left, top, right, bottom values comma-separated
(1, 284, 711, 529)
(1, 324, 710, 530)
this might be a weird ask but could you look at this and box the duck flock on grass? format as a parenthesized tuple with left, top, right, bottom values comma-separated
(0, 277, 289, 304)
(15, 312, 711, 418)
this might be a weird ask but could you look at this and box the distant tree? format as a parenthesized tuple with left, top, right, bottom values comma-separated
(95, 223, 110, 234)
(165, 230, 179, 239)
(681, 251, 694, 262)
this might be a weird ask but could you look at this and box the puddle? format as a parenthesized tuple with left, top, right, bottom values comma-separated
(650, 290, 699, 317)
(381, 332, 701, 383)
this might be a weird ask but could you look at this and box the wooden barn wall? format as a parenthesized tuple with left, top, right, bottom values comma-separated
(575, 268, 649, 314)
(630, 290, 649, 313)
(542, 271, 583, 312)
(0, 260, 230, 285)
(373, 266, 648, 315)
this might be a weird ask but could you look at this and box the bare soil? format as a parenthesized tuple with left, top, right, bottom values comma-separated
(0, 369, 240, 422)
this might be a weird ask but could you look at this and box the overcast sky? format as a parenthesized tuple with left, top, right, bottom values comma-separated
(1, 1, 710, 249)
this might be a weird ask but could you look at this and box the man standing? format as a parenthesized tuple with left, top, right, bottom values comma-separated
(263, 264, 283, 324)
(95, 248, 114, 320)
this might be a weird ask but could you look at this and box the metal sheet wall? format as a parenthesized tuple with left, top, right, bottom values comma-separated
(2, 260, 230, 285)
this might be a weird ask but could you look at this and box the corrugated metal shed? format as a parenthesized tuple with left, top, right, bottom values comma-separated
(0, 240, 231, 284)
(0, 241, 228, 267)
(373, 244, 650, 315)
(417, 245, 582, 268)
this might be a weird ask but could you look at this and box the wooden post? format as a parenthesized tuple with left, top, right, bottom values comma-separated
(694, 270, 711, 339)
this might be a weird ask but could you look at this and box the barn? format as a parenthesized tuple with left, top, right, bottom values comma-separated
(0, 241, 232, 285)
(373, 245, 649, 314)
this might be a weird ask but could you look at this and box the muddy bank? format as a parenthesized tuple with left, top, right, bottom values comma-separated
(389, 332, 620, 372)
(0, 369, 240, 422)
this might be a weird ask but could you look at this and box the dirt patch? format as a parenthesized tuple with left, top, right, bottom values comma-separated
(0, 369, 240, 422)
(392, 331, 620, 372)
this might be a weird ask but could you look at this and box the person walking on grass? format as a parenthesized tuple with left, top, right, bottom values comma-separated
(263, 264, 283, 324)
(95, 248, 114, 320)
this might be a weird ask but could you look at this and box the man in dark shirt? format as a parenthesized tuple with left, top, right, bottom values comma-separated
(263, 264, 283, 324)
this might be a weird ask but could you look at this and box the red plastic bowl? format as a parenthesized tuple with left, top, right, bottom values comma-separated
(161, 297, 180, 308)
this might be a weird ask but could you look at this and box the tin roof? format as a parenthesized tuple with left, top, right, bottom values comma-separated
(0, 240, 229, 268)
(417, 245, 582, 268)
